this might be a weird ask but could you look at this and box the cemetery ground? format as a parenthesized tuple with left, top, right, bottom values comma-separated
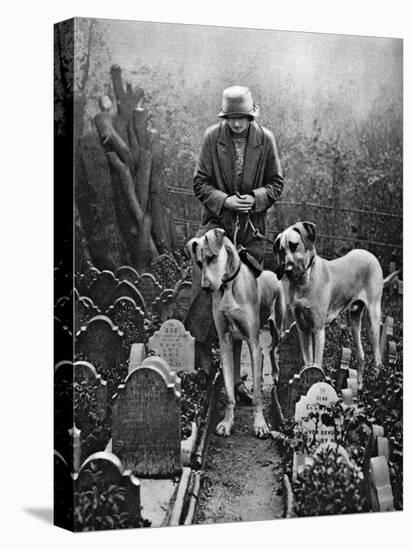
(196, 333, 285, 524)
(54, 258, 403, 531)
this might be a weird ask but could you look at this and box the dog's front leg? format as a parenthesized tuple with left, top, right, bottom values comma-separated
(248, 339, 269, 438)
(313, 327, 326, 369)
(296, 327, 313, 365)
(216, 331, 236, 437)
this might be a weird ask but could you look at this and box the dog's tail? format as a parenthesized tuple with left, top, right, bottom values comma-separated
(383, 269, 401, 288)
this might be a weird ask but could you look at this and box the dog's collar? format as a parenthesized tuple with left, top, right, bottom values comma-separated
(220, 260, 242, 289)
(305, 254, 315, 272)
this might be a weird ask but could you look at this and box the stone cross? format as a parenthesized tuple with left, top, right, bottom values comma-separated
(112, 357, 182, 476)
(148, 319, 195, 372)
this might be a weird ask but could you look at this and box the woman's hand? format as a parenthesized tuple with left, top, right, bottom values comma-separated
(224, 194, 255, 212)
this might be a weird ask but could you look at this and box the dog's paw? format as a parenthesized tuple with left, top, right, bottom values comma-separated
(216, 420, 232, 437)
(254, 418, 270, 439)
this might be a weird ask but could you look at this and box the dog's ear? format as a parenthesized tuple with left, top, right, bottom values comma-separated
(273, 234, 285, 280)
(204, 228, 226, 256)
(184, 237, 199, 261)
(302, 221, 316, 246)
(293, 221, 316, 251)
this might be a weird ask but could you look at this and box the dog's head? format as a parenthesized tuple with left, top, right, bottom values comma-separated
(273, 221, 316, 280)
(185, 228, 237, 292)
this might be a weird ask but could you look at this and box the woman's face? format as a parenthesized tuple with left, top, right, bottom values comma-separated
(227, 116, 250, 134)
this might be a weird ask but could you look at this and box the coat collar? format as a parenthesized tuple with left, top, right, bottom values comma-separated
(217, 120, 263, 193)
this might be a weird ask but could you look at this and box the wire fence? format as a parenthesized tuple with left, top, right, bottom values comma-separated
(167, 187, 402, 268)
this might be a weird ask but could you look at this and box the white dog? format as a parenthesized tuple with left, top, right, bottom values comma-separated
(187, 228, 285, 437)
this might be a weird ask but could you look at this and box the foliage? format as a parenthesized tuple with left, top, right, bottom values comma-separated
(179, 370, 209, 439)
(74, 462, 151, 531)
(293, 447, 367, 517)
(74, 379, 110, 460)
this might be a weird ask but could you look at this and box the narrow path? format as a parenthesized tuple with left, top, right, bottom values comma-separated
(195, 331, 284, 524)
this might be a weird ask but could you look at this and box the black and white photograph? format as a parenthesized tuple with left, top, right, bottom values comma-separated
(3, 2, 410, 548)
(53, 15, 403, 531)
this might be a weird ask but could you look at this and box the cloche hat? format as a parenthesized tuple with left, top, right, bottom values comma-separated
(217, 86, 259, 118)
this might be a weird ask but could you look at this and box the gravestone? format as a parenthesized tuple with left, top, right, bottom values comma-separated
(148, 319, 195, 372)
(109, 280, 147, 313)
(116, 265, 140, 286)
(128, 343, 146, 374)
(278, 323, 303, 387)
(74, 451, 142, 526)
(369, 456, 394, 512)
(152, 289, 174, 323)
(112, 357, 181, 476)
(76, 315, 124, 375)
(106, 297, 146, 351)
(88, 270, 119, 311)
(379, 316, 394, 358)
(286, 364, 327, 418)
(172, 281, 193, 322)
(295, 382, 339, 447)
(137, 273, 162, 310)
(74, 293, 100, 333)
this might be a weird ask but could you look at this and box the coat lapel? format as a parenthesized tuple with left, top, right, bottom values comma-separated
(241, 121, 263, 191)
(217, 121, 235, 192)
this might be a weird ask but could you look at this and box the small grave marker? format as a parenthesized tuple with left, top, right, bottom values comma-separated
(55, 360, 108, 423)
(112, 357, 181, 476)
(109, 280, 147, 313)
(76, 315, 124, 375)
(152, 289, 174, 322)
(116, 265, 140, 286)
(286, 364, 327, 418)
(370, 456, 394, 512)
(137, 273, 162, 309)
(74, 293, 100, 333)
(88, 270, 119, 311)
(172, 281, 193, 322)
(128, 343, 146, 374)
(295, 382, 339, 446)
(148, 319, 195, 372)
(106, 296, 146, 351)
(74, 451, 142, 526)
